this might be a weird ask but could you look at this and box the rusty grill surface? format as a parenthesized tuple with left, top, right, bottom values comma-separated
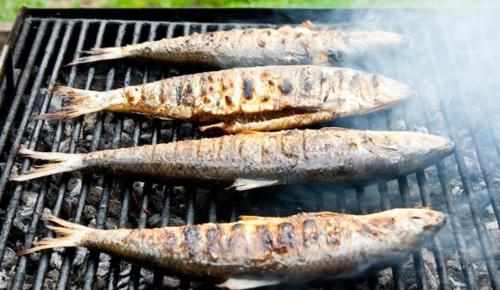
(0, 8, 499, 290)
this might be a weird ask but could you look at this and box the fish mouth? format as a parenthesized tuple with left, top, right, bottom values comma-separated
(420, 211, 447, 241)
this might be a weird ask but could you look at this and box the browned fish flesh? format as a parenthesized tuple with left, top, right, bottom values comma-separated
(10, 128, 454, 190)
(18, 208, 446, 289)
(67, 21, 406, 67)
(36, 65, 412, 133)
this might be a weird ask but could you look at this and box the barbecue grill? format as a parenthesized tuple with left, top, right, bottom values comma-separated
(0, 7, 499, 290)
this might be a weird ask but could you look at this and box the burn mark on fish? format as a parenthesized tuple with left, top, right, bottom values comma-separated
(372, 75, 379, 88)
(258, 40, 266, 47)
(265, 30, 272, 36)
(225, 95, 233, 106)
(243, 78, 253, 100)
(207, 75, 214, 83)
(278, 222, 295, 249)
(303, 219, 318, 247)
(206, 226, 220, 258)
(185, 83, 193, 94)
(261, 95, 270, 102)
(256, 225, 273, 253)
(181, 94, 195, 106)
(370, 217, 395, 230)
(229, 223, 247, 254)
(303, 80, 312, 92)
(279, 79, 293, 94)
(335, 71, 344, 88)
(268, 80, 275, 86)
(143, 46, 152, 53)
(183, 226, 200, 257)
(350, 74, 361, 88)
(175, 85, 182, 105)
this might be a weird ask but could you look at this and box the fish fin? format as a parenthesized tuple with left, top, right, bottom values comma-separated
(17, 213, 92, 256)
(199, 122, 225, 132)
(238, 215, 269, 221)
(228, 178, 282, 191)
(312, 52, 330, 65)
(216, 278, 280, 290)
(9, 147, 86, 182)
(35, 86, 110, 120)
(300, 20, 316, 30)
(66, 47, 128, 66)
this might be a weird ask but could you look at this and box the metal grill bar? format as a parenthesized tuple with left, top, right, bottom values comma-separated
(29, 20, 90, 290)
(422, 26, 500, 289)
(9, 20, 74, 290)
(437, 29, 500, 289)
(0, 19, 62, 265)
(1, 10, 499, 290)
(52, 21, 107, 290)
(0, 17, 31, 112)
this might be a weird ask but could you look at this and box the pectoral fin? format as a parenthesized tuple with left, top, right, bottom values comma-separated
(217, 278, 280, 290)
(229, 178, 282, 191)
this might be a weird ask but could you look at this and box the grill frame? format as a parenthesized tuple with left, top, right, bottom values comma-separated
(0, 8, 499, 290)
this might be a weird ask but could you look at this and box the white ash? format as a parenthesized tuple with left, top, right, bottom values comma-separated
(83, 205, 97, 220)
(0, 247, 16, 290)
(107, 198, 121, 218)
(67, 177, 82, 197)
(13, 191, 39, 233)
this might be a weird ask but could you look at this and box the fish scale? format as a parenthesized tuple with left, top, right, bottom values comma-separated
(18, 208, 446, 290)
(37, 65, 412, 134)
(67, 21, 405, 68)
(10, 128, 454, 191)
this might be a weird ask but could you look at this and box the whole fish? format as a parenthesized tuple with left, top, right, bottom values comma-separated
(67, 21, 405, 67)
(11, 128, 454, 190)
(19, 208, 446, 289)
(37, 65, 412, 133)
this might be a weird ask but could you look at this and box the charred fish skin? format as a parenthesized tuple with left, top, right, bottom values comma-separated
(38, 65, 412, 133)
(18, 208, 445, 289)
(11, 128, 454, 190)
(68, 21, 406, 67)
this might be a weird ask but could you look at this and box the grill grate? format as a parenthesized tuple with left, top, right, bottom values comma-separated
(0, 9, 499, 290)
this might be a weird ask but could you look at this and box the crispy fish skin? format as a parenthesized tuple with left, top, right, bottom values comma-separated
(36, 65, 412, 133)
(67, 21, 405, 67)
(10, 128, 454, 189)
(19, 208, 445, 289)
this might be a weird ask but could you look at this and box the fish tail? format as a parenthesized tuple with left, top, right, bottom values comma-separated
(35, 86, 109, 120)
(10, 147, 87, 182)
(18, 213, 92, 256)
(66, 47, 128, 66)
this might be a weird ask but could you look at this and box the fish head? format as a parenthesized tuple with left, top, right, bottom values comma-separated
(387, 208, 446, 249)
(343, 208, 446, 270)
(397, 132, 455, 171)
(360, 208, 446, 264)
(366, 130, 454, 174)
(323, 69, 413, 117)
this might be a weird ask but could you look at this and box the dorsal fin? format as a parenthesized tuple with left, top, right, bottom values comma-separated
(300, 20, 316, 30)
(238, 215, 270, 221)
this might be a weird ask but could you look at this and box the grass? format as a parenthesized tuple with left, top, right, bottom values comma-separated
(0, 0, 483, 21)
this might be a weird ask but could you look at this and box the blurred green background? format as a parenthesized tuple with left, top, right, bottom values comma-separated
(0, 0, 485, 21)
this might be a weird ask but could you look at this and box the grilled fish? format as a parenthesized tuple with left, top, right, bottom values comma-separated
(19, 208, 445, 289)
(67, 21, 405, 67)
(37, 65, 412, 133)
(11, 128, 454, 190)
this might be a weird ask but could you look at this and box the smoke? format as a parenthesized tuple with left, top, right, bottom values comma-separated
(242, 7, 500, 282)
